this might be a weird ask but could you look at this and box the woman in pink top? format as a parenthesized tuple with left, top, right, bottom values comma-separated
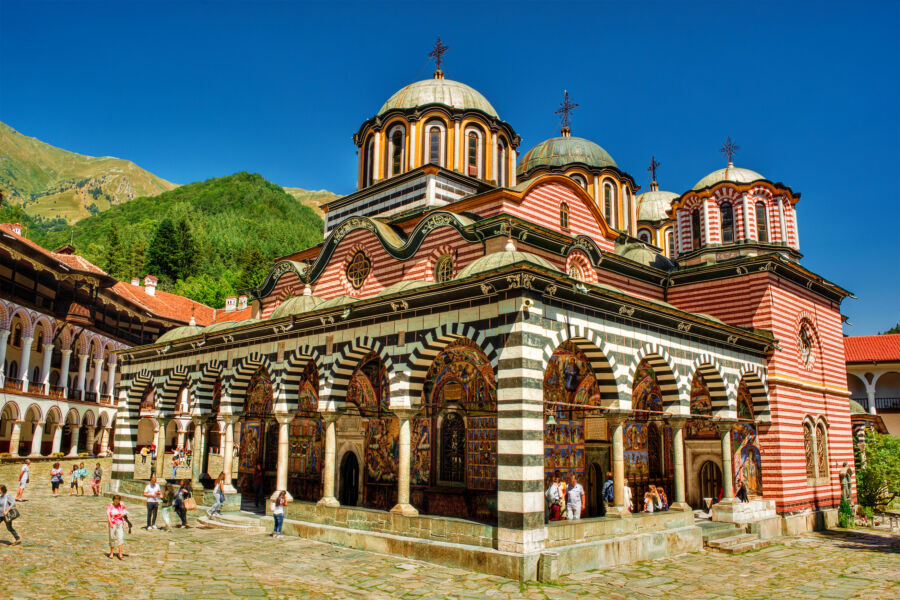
(106, 495, 127, 559)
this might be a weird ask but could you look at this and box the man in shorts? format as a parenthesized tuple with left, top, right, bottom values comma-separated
(15, 459, 30, 501)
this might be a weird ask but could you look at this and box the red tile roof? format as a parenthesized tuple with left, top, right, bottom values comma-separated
(212, 307, 253, 323)
(844, 334, 900, 363)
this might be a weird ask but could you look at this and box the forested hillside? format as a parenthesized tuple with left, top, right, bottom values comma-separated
(15, 173, 324, 307)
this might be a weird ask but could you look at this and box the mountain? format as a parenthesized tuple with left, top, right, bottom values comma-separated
(282, 187, 339, 218)
(0, 121, 177, 223)
(27, 172, 324, 308)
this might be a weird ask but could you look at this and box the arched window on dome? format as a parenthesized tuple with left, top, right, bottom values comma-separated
(666, 229, 675, 258)
(603, 181, 616, 228)
(363, 136, 375, 187)
(637, 229, 652, 244)
(424, 120, 446, 167)
(568, 263, 583, 281)
(624, 188, 632, 231)
(571, 174, 587, 190)
(388, 125, 405, 178)
(465, 126, 484, 179)
(691, 208, 702, 250)
(755, 201, 769, 243)
(497, 137, 508, 187)
(560, 202, 570, 230)
(720, 201, 734, 244)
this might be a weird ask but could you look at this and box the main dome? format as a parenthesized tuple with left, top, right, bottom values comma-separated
(517, 136, 617, 175)
(378, 78, 498, 118)
(693, 164, 766, 191)
(637, 189, 678, 222)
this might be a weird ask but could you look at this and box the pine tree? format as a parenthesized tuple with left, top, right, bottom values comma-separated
(103, 223, 125, 278)
(145, 218, 178, 281)
(236, 247, 270, 291)
(172, 216, 198, 281)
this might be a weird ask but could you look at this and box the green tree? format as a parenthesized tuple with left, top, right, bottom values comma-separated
(145, 217, 178, 281)
(103, 223, 126, 277)
(855, 431, 900, 510)
(884, 323, 900, 334)
(236, 247, 270, 291)
(171, 216, 199, 281)
(173, 273, 236, 308)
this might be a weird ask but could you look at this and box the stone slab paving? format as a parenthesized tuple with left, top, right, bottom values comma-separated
(0, 459, 897, 599)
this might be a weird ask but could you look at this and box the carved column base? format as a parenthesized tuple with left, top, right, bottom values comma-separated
(317, 496, 339, 508)
(669, 502, 693, 512)
(390, 503, 419, 517)
(606, 506, 633, 518)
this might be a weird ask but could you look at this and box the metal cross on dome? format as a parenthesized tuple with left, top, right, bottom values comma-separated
(555, 90, 578, 130)
(429, 37, 449, 71)
(720, 137, 739, 164)
(648, 156, 660, 182)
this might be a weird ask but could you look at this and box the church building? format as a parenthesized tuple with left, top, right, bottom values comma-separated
(111, 47, 854, 580)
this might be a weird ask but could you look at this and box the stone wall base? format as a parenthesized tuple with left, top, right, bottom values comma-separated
(782, 508, 838, 536)
(106, 478, 241, 513)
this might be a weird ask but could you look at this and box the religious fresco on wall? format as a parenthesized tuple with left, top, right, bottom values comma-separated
(244, 368, 273, 417)
(687, 372, 719, 439)
(631, 361, 663, 414)
(467, 416, 497, 490)
(347, 352, 390, 416)
(289, 364, 325, 500)
(364, 416, 399, 484)
(732, 423, 763, 496)
(623, 361, 674, 498)
(737, 380, 754, 420)
(424, 339, 497, 413)
(411, 417, 431, 486)
(238, 421, 261, 473)
(543, 342, 600, 486)
(624, 422, 649, 478)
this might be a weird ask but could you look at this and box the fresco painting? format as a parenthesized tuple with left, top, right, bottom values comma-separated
(411, 417, 431, 486)
(238, 421, 261, 473)
(467, 416, 497, 490)
(687, 372, 719, 439)
(732, 422, 763, 496)
(244, 368, 273, 417)
(364, 416, 399, 484)
(737, 380, 754, 420)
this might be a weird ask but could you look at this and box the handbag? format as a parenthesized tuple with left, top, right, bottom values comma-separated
(5, 508, 20, 522)
(183, 497, 197, 511)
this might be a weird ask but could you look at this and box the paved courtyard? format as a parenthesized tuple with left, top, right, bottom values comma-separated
(0, 459, 897, 599)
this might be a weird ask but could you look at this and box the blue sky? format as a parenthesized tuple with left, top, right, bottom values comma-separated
(1, 1, 898, 334)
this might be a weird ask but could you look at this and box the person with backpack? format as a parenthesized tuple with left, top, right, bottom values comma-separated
(173, 480, 191, 528)
(0, 484, 21, 545)
(602, 471, 614, 515)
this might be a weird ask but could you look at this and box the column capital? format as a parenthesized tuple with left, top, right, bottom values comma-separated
(42, 343, 54, 350)
(60, 349, 73, 356)
(391, 407, 419, 420)
(667, 416, 689, 429)
(716, 419, 737, 435)
(319, 411, 341, 424)
(222, 414, 241, 425)
(274, 412, 294, 425)
(605, 411, 629, 426)
(191, 415, 207, 426)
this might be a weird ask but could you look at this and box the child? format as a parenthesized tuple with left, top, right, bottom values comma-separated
(68, 463, 78, 496)
(159, 485, 174, 531)
(643, 492, 655, 513)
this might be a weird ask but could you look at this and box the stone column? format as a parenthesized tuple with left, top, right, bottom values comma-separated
(191, 416, 208, 485)
(176, 426, 186, 450)
(8, 420, 22, 457)
(98, 427, 111, 456)
(84, 426, 96, 455)
(59, 350, 72, 398)
(669, 418, 690, 510)
(92, 358, 104, 396)
(390, 409, 418, 516)
(866, 389, 878, 416)
(67, 425, 80, 457)
(76, 354, 89, 400)
(221, 415, 239, 493)
(49, 424, 62, 454)
(317, 412, 340, 507)
(274, 412, 294, 500)
(40, 344, 53, 393)
(29, 421, 45, 457)
(155, 418, 169, 479)
(106, 361, 117, 400)
(19, 337, 33, 391)
(0, 329, 9, 386)
(608, 414, 630, 516)
(718, 421, 736, 502)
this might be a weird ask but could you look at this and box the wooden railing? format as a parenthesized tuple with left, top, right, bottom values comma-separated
(48, 385, 66, 398)
(27, 382, 44, 395)
(3, 377, 23, 392)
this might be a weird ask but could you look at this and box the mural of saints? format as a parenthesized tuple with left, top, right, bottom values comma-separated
(625, 361, 668, 489)
(686, 372, 719, 439)
(733, 381, 763, 495)
(239, 368, 272, 475)
(288, 362, 325, 500)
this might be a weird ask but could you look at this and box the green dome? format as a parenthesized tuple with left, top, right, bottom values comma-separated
(455, 251, 559, 280)
(378, 78, 498, 118)
(156, 325, 203, 344)
(693, 164, 765, 191)
(376, 280, 432, 297)
(317, 295, 359, 310)
(269, 295, 324, 320)
(517, 136, 617, 176)
(204, 319, 259, 334)
(849, 399, 867, 415)
(637, 189, 678, 222)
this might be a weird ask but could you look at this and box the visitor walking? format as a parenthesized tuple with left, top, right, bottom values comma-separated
(68, 463, 78, 496)
(736, 477, 750, 503)
(602, 471, 614, 514)
(173, 480, 191, 528)
(91, 463, 103, 496)
(253, 463, 266, 508)
(623, 478, 633, 513)
(159, 486, 173, 531)
(76, 463, 87, 496)
(106, 495, 127, 559)
(271, 490, 287, 538)
(565, 474, 585, 520)
(207, 472, 226, 516)
(171, 455, 179, 480)
(15, 459, 30, 501)
(50, 462, 63, 497)
(143, 475, 162, 529)
(0, 484, 21, 545)
(545, 470, 564, 522)
(140, 446, 149, 464)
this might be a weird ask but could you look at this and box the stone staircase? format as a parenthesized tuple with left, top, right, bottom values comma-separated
(195, 511, 267, 534)
(697, 520, 771, 554)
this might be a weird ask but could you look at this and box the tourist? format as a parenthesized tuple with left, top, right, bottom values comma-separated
(643, 492, 655, 513)
(171, 455, 179, 480)
(143, 475, 162, 529)
(253, 463, 266, 508)
(15, 459, 30, 501)
(159, 485, 173, 531)
(76, 462, 87, 496)
(68, 463, 78, 496)
(91, 463, 103, 496)
(623, 479, 633, 512)
(545, 471, 563, 521)
(207, 472, 226, 516)
(602, 472, 614, 513)
(271, 490, 287, 538)
(140, 446, 149, 464)
(49, 462, 63, 498)
(150, 444, 157, 464)
(736, 477, 749, 503)
(0, 484, 21, 545)
(565, 474, 585, 520)
(106, 495, 127, 559)
(649, 485, 662, 511)
(658, 488, 669, 510)
(173, 480, 191, 528)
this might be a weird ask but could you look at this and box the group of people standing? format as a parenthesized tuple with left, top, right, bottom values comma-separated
(48, 462, 104, 497)
(546, 470, 679, 520)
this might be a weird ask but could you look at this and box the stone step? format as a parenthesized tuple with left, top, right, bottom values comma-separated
(700, 524, 742, 543)
(707, 533, 758, 548)
(195, 515, 266, 533)
(716, 538, 772, 554)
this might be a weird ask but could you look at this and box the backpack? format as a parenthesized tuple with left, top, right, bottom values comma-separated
(603, 480, 614, 502)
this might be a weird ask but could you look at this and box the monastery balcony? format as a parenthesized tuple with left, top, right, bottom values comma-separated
(0, 380, 114, 407)
(851, 395, 900, 411)
(2, 377, 23, 392)
(48, 385, 66, 399)
(100, 394, 116, 406)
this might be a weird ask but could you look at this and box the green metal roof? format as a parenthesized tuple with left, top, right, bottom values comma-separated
(156, 325, 203, 343)
(637, 189, 678, 221)
(375, 280, 432, 297)
(269, 295, 324, 320)
(517, 135, 617, 175)
(317, 295, 359, 310)
(204, 319, 259, 334)
(378, 78, 498, 118)
(693, 164, 765, 191)
(455, 251, 559, 280)
(849, 399, 867, 415)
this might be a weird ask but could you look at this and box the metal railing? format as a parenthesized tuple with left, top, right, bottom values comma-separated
(851, 396, 900, 411)
(100, 394, 115, 406)
(82, 391, 98, 403)
(27, 382, 44, 395)
(48, 385, 66, 398)
(3, 377, 23, 391)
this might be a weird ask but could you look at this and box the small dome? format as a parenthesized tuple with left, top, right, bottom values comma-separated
(455, 251, 559, 280)
(615, 242, 673, 270)
(693, 164, 765, 191)
(204, 319, 259, 334)
(517, 135, 617, 176)
(849, 399, 867, 415)
(156, 325, 203, 344)
(269, 295, 324, 320)
(376, 280, 432, 297)
(637, 189, 678, 222)
(317, 295, 359, 309)
(378, 78, 498, 118)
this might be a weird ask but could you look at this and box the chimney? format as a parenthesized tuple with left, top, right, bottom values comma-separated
(8, 223, 22, 236)
(237, 295, 248, 311)
(131, 277, 140, 286)
(143, 275, 158, 296)
(225, 296, 237, 312)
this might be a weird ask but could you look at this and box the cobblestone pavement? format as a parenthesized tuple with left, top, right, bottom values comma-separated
(0, 460, 897, 599)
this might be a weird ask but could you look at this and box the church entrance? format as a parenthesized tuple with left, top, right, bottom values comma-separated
(339, 452, 359, 506)
(237, 368, 278, 498)
(585, 444, 610, 517)
(699, 460, 722, 504)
